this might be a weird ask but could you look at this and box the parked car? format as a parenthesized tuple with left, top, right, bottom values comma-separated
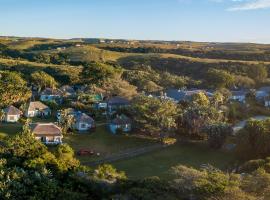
(77, 149, 95, 156)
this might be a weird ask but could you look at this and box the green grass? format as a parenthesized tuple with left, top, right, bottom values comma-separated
(64, 126, 157, 164)
(0, 123, 22, 138)
(111, 142, 236, 180)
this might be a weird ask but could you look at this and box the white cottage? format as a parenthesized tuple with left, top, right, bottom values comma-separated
(3, 105, 21, 122)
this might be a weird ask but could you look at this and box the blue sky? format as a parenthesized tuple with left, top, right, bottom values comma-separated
(0, 0, 270, 43)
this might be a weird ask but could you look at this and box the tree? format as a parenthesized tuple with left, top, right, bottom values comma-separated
(132, 95, 179, 137)
(179, 105, 222, 139)
(59, 109, 75, 134)
(81, 62, 121, 85)
(191, 92, 210, 107)
(212, 92, 224, 108)
(206, 69, 235, 89)
(170, 165, 232, 199)
(93, 164, 126, 183)
(0, 71, 31, 108)
(248, 64, 268, 83)
(204, 122, 232, 149)
(31, 71, 58, 92)
(236, 119, 270, 160)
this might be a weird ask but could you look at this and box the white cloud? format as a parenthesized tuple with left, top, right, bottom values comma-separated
(228, 0, 270, 11)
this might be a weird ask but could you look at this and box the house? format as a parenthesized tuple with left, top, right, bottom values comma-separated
(109, 114, 132, 134)
(265, 96, 270, 107)
(74, 113, 95, 132)
(30, 123, 63, 145)
(26, 101, 51, 118)
(256, 87, 270, 100)
(40, 88, 63, 104)
(107, 96, 130, 113)
(165, 89, 213, 103)
(230, 91, 248, 103)
(60, 85, 76, 98)
(3, 105, 21, 122)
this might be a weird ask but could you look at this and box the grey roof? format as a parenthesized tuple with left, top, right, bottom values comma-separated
(3, 105, 21, 115)
(111, 114, 132, 125)
(258, 87, 270, 93)
(165, 89, 213, 102)
(231, 91, 248, 96)
(107, 96, 130, 106)
(60, 85, 76, 95)
(41, 88, 63, 96)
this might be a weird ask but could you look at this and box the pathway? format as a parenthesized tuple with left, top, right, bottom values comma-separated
(84, 143, 167, 166)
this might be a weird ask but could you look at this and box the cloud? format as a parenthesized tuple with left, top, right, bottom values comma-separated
(228, 0, 270, 11)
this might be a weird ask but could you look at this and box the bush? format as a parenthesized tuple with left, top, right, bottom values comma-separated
(161, 137, 177, 145)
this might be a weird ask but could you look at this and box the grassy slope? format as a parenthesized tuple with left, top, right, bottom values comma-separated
(0, 123, 22, 138)
(112, 142, 235, 180)
(64, 126, 157, 164)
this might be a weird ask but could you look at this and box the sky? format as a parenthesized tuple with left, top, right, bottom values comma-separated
(0, 0, 270, 43)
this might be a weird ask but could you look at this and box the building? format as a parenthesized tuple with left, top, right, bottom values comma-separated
(60, 85, 76, 98)
(165, 89, 213, 103)
(3, 105, 21, 122)
(230, 91, 248, 103)
(30, 123, 63, 145)
(74, 113, 95, 132)
(107, 96, 130, 113)
(40, 88, 63, 104)
(109, 114, 132, 134)
(26, 101, 51, 118)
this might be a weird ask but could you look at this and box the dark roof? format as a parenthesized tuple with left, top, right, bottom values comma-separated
(231, 91, 248, 96)
(3, 105, 21, 115)
(111, 114, 131, 125)
(165, 89, 212, 102)
(30, 123, 62, 137)
(108, 96, 130, 105)
(258, 87, 270, 93)
(41, 88, 63, 96)
(60, 85, 76, 95)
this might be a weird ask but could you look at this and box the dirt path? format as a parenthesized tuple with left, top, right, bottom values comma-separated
(84, 143, 167, 166)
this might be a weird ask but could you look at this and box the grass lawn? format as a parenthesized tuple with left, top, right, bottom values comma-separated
(0, 123, 23, 138)
(111, 142, 236, 180)
(64, 125, 158, 164)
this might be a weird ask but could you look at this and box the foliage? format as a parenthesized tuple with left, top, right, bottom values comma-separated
(204, 122, 232, 149)
(132, 95, 179, 137)
(236, 119, 270, 160)
(31, 71, 58, 91)
(179, 105, 223, 139)
(93, 164, 126, 183)
(0, 71, 31, 108)
(59, 108, 75, 134)
(206, 69, 235, 89)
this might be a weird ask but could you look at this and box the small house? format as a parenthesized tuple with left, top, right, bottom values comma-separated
(60, 85, 76, 98)
(3, 105, 21, 122)
(26, 101, 51, 118)
(107, 96, 130, 113)
(109, 114, 132, 134)
(40, 88, 63, 104)
(74, 113, 95, 132)
(30, 123, 63, 145)
(229, 91, 247, 103)
(165, 89, 213, 103)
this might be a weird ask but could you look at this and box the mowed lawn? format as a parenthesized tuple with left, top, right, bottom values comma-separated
(0, 123, 23, 138)
(112, 142, 236, 180)
(64, 125, 158, 164)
